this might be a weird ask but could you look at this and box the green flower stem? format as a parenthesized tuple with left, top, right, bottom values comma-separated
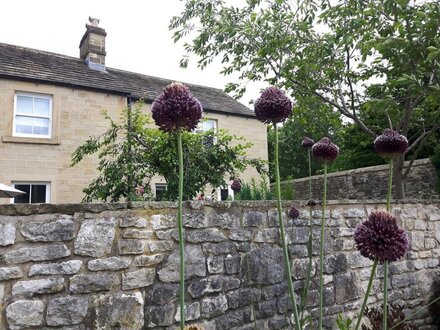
(177, 129, 185, 330)
(274, 124, 301, 330)
(300, 150, 313, 319)
(383, 159, 393, 330)
(318, 162, 328, 330)
(354, 259, 378, 330)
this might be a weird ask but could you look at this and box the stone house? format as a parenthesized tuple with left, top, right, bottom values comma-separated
(0, 20, 267, 204)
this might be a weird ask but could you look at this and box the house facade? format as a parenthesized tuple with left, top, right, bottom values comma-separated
(0, 20, 268, 204)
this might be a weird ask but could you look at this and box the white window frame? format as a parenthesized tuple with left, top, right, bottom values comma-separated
(196, 118, 217, 134)
(155, 183, 168, 198)
(10, 182, 51, 204)
(13, 92, 53, 138)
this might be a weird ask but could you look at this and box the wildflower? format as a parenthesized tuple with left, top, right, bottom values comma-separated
(301, 137, 314, 149)
(151, 82, 203, 132)
(288, 207, 300, 219)
(354, 210, 410, 263)
(254, 87, 292, 124)
(135, 186, 145, 196)
(312, 137, 339, 163)
(231, 179, 242, 193)
(374, 129, 408, 158)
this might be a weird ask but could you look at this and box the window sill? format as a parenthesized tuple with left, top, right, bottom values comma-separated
(2, 136, 60, 145)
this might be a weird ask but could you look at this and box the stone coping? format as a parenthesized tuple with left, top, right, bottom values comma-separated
(1, 199, 439, 216)
(274, 158, 432, 184)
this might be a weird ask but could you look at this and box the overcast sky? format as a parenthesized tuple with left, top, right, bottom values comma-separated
(0, 0, 262, 106)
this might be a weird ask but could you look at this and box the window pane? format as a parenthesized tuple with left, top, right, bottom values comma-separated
(155, 184, 167, 201)
(34, 98, 50, 116)
(14, 185, 30, 204)
(220, 188, 229, 201)
(16, 96, 33, 114)
(15, 116, 33, 134)
(32, 118, 50, 135)
(203, 120, 216, 132)
(31, 185, 47, 203)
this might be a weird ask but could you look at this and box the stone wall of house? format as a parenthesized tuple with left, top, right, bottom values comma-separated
(278, 158, 439, 201)
(0, 201, 439, 329)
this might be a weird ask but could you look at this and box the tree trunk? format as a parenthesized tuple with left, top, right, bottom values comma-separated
(393, 155, 405, 200)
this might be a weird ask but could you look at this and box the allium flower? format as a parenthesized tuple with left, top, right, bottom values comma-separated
(151, 82, 203, 132)
(301, 137, 314, 149)
(354, 210, 410, 263)
(288, 207, 300, 219)
(374, 129, 408, 158)
(254, 87, 292, 124)
(231, 179, 242, 193)
(312, 137, 339, 163)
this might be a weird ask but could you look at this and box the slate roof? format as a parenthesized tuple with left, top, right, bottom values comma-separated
(0, 42, 255, 117)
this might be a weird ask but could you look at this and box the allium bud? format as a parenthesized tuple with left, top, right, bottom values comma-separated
(301, 137, 314, 149)
(151, 82, 203, 132)
(354, 210, 410, 263)
(312, 137, 339, 163)
(231, 179, 242, 193)
(254, 87, 292, 124)
(374, 129, 408, 158)
(288, 207, 300, 219)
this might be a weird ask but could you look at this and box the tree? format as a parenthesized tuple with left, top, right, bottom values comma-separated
(71, 102, 265, 202)
(268, 96, 343, 181)
(170, 0, 440, 198)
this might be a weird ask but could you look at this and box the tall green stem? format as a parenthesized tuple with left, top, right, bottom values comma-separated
(177, 129, 185, 330)
(383, 159, 393, 330)
(274, 124, 301, 330)
(301, 150, 313, 320)
(354, 259, 378, 330)
(318, 163, 328, 330)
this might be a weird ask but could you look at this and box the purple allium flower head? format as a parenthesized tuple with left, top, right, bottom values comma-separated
(151, 82, 203, 132)
(301, 137, 315, 149)
(374, 129, 408, 158)
(231, 179, 242, 193)
(254, 87, 292, 124)
(354, 210, 410, 263)
(311, 137, 339, 163)
(288, 207, 300, 219)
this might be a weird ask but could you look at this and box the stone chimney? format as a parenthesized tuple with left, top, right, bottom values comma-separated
(79, 17, 106, 71)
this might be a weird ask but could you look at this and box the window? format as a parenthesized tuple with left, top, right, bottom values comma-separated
(155, 183, 167, 200)
(13, 92, 52, 138)
(196, 119, 217, 147)
(12, 182, 50, 204)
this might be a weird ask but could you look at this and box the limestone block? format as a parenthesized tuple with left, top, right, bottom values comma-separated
(122, 268, 155, 290)
(6, 300, 44, 330)
(133, 254, 164, 267)
(46, 296, 88, 326)
(158, 245, 206, 282)
(88, 257, 131, 271)
(94, 292, 144, 329)
(21, 216, 74, 242)
(0, 221, 15, 246)
(29, 260, 82, 276)
(70, 273, 119, 294)
(3, 244, 70, 264)
(74, 218, 116, 257)
(12, 278, 64, 297)
(201, 294, 228, 318)
(0, 267, 23, 281)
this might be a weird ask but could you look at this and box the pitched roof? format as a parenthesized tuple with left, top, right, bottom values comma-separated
(0, 42, 255, 117)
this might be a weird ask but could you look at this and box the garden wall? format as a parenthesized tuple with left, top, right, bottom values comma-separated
(0, 200, 439, 329)
(278, 158, 439, 200)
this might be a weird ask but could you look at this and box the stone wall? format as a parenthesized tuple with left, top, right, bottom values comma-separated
(278, 158, 439, 200)
(0, 201, 439, 329)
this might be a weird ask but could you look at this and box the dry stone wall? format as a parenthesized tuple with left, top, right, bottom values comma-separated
(0, 201, 439, 329)
(279, 158, 439, 200)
